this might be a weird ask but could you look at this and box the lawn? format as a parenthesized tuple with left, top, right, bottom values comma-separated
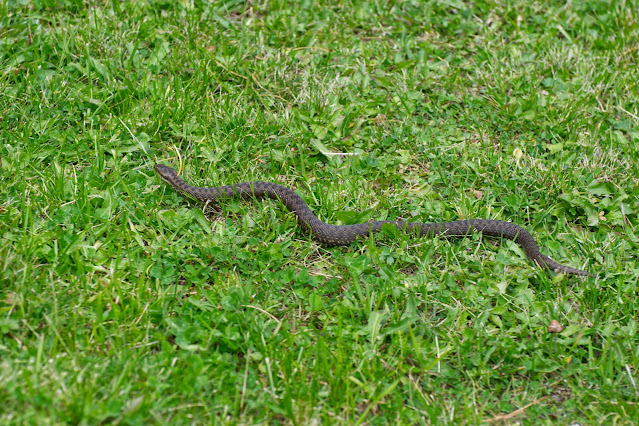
(1, 0, 638, 423)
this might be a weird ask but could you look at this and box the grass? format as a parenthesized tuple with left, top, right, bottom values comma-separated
(1, 0, 638, 423)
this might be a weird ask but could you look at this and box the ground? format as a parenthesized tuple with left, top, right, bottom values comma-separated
(0, 0, 638, 423)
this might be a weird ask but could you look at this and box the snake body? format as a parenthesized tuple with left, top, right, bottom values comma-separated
(154, 164, 592, 277)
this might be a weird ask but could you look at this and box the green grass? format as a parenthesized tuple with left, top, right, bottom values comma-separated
(1, 0, 638, 423)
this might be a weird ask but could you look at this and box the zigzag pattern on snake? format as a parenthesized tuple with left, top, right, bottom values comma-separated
(154, 164, 592, 277)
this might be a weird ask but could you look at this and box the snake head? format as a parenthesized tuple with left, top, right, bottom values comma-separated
(154, 164, 180, 184)
(154, 163, 174, 176)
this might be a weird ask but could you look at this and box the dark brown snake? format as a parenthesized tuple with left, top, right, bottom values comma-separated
(154, 164, 592, 277)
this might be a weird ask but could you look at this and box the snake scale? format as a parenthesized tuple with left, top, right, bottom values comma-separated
(154, 164, 592, 277)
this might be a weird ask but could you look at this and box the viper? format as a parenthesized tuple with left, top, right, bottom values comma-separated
(154, 164, 593, 277)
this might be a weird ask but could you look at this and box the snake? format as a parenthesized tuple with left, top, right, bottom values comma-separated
(154, 164, 592, 277)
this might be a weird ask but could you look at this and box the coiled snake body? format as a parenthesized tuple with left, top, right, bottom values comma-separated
(154, 164, 592, 277)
